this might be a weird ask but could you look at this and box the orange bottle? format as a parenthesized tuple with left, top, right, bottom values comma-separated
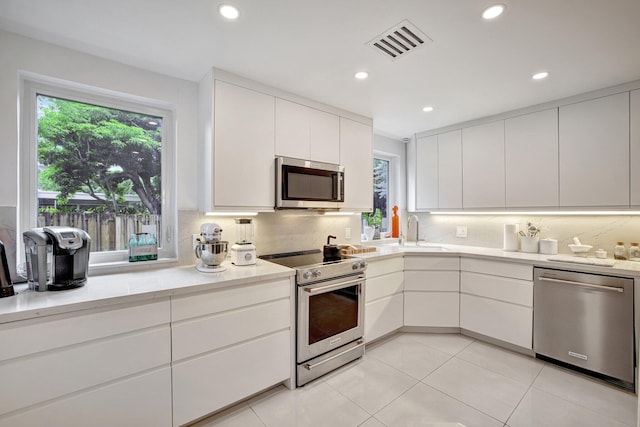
(391, 205, 400, 238)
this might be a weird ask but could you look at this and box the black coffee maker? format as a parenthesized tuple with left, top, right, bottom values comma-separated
(23, 226, 91, 291)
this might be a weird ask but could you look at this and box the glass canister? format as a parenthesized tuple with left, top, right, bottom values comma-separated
(614, 242, 627, 260)
(629, 243, 640, 261)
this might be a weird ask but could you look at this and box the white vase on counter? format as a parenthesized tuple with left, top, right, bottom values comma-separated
(521, 236, 539, 253)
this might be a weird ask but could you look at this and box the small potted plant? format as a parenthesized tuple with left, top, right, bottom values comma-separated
(362, 208, 382, 240)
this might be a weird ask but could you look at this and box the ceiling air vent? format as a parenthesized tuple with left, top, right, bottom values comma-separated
(367, 19, 432, 60)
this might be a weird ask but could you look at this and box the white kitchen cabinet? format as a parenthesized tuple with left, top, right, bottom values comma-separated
(631, 90, 640, 206)
(459, 258, 533, 349)
(559, 92, 630, 207)
(213, 80, 276, 210)
(199, 72, 276, 212)
(415, 131, 462, 211)
(0, 299, 172, 427)
(171, 278, 292, 427)
(438, 130, 463, 209)
(403, 256, 460, 327)
(365, 256, 404, 342)
(340, 117, 373, 211)
(505, 109, 559, 208)
(416, 135, 438, 210)
(275, 98, 340, 164)
(462, 121, 505, 208)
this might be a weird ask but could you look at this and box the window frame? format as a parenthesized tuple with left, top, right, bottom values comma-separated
(19, 74, 177, 268)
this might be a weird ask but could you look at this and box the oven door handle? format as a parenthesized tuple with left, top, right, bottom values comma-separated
(303, 277, 363, 294)
(303, 339, 365, 370)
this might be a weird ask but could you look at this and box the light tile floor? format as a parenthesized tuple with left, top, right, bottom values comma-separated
(190, 333, 638, 427)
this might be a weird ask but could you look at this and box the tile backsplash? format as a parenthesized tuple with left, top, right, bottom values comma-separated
(4, 208, 639, 275)
(416, 213, 640, 256)
(178, 210, 362, 266)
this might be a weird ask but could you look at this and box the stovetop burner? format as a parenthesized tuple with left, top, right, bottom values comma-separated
(260, 249, 366, 285)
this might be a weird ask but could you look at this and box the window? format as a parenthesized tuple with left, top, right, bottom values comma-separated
(20, 76, 177, 265)
(363, 152, 397, 238)
(373, 157, 390, 232)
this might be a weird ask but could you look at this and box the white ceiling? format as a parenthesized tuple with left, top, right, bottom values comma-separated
(2, 0, 640, 139)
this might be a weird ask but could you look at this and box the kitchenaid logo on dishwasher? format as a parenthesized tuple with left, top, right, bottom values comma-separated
(568, 351, 588, 360)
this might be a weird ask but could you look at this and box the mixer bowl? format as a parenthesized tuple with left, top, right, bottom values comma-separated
(196, 241, 228, 267)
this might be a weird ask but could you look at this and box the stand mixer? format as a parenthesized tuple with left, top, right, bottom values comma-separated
(194, 223, 228, 273)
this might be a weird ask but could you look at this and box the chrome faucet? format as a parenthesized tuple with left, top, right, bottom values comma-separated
(407, 214, 420, 245)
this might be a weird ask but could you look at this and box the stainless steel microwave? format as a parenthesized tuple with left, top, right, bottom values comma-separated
(276, 156, 344, 209)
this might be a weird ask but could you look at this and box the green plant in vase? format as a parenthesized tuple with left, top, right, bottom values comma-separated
(362, 208, 382, 240)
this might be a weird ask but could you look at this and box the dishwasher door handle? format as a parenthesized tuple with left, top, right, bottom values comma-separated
(539, 276, 624, 293)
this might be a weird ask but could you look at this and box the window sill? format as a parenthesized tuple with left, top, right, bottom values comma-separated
(88, 257, 179, 277)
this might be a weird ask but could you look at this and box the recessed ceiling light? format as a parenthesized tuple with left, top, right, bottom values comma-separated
(219, 4, 240, 20)
(482, 4, 506, 20)
(422, 106, 434, 113)
(532, 71, 549, 80)
(355, 71, 369, 80)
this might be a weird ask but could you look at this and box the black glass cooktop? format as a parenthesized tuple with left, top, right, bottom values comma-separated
(259, 249, 344, 268)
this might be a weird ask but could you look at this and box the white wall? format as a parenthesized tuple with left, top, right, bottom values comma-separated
(0, 30, 200, 210)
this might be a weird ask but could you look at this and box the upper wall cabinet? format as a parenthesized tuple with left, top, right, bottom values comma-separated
(438, 130, 463, 209)
(415, 130, 462, 210)
(208, 80, 276, 211)
(199, 69, 373, 213)
(559, 92, 630, 207)
(631, 90, 640, 206)
(416, 135, 438, 210)
(505, 108, 559, 208)
(340, 117, 373, 211)
(462, 121, 505, 208)
(275, 99, 340, 164)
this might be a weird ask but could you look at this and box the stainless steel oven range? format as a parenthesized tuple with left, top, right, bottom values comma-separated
(260, 249, 366, 386)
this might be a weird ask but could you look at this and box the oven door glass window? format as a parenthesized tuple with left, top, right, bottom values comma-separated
(308, 284, 359, 344)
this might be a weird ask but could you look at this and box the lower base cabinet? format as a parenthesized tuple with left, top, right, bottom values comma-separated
(1, 368, 172, 427)
(365, 258, 404, 342)
(172, 330, 290, 426)
(460, 294, 532, 349)
(460, 258, 533, 349)
(0, 299, 172, 427)
(403, 257, 460, 328)
(365, 293, 403, 341)
(170, 278, 292, 426)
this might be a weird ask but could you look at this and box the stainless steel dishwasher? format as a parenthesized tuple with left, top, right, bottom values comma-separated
(534, 267, 635, 390)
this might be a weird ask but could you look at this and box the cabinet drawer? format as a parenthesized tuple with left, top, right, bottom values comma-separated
(172, 298, 291, 361)
(366, 256, 404, 278)
(460, 258, 532, 281)
(404, 292, 459, 327)
(366, 271, 403, 302)
(405, 256, 459, 271)
(0, 299, 170, 362)
(0, 368, 172, 427)
(404, 271, 459, 292)
(460, 272, 532, 306)
(0, 326, 170, 416)
(172, 278, 291, 321)
(460, 294, 532, 349)
(172, 330, 290, 427)
(365, 294, 403, 342)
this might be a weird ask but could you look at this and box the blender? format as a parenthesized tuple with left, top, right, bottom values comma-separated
(230, 218, 256, 266)
(194, 223, 228, 273)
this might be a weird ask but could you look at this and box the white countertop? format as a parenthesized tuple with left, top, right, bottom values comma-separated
(0, 259, 294, 323)
(357, 243, 640, 277)
(4, 243, 640, 324)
